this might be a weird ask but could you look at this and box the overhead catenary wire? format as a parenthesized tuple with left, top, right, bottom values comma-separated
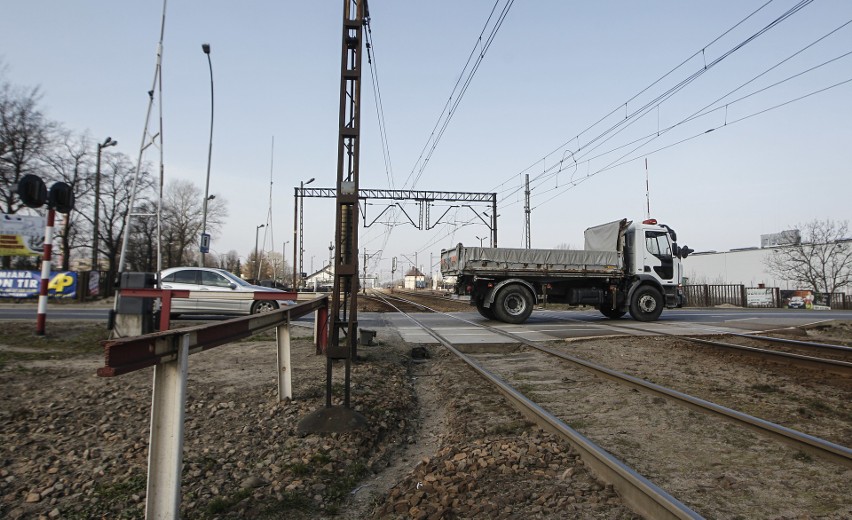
(529, 76, 852, 212)
(485, 0, 810, 196)
(518, 34, 852, 206)
(402, 0, 516, 191)
(480, 0, 837, 229)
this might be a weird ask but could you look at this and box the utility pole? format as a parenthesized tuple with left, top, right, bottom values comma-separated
(299, 0, 369, 434)
(92, 137, 117, 271)
(524, 173, 531, 249)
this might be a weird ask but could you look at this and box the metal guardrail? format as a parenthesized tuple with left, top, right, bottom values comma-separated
(98, 296, 329, 519)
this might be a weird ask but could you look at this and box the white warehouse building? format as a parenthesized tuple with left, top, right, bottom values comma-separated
(684, 230, 852, 296)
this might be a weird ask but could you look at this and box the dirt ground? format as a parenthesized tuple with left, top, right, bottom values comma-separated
(0, 316, 634, 519)
(1, 315, 850, 519)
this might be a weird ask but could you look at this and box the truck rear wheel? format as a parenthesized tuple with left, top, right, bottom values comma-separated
(493, 285, 534, 324)
(600, 306, 626, 319)
(629, 285, 663, 322)
(475, 300, 496, 320)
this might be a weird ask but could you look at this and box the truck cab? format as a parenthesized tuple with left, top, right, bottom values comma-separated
(622, 219, 690, 315)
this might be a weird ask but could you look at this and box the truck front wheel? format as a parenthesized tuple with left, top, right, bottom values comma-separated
(629, 286, 663, 322)
(493, 285, 534, 324)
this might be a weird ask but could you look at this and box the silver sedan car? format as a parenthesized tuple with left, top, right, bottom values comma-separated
(159, 267, 294, 317)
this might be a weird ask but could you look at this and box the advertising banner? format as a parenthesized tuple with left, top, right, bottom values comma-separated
(0, 270, 77, 299)
(746, 288, 775, 308)
(0, 214, 46, 256)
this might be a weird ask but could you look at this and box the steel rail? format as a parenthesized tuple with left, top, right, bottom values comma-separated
(590, 320, 852, 377)
(383, 294, 852, 469)
(730, 331, 852, 354)
(371, 292, 703, 520)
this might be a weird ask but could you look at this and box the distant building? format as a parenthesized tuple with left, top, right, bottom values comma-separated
(685, 231, 852, 295)
(304, 264, 334, 291)
(403, 267, 426, 289)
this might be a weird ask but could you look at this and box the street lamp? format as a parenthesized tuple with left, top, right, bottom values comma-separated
(92, 136, 117, 271)
(282, 240, 289, 286)
(254, 224, 265, 281)
(293, 177, 315, 289)
(475, 235, 485, 247)
(199, 42, 215, 267)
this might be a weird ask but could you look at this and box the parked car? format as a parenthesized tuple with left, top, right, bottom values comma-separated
(159, 267, 295, 317)
(787, 296, 805, 309)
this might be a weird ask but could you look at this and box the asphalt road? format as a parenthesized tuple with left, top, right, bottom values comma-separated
(366, 307, 852, 345)
(1, 306, 849, 344)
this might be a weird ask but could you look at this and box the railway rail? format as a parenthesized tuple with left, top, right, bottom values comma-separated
(368, 291, 852, 518)
(388, 288, 852, 373)
(555, 314, 852, 376)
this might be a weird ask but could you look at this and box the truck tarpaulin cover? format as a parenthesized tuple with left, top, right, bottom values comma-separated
(447, 247, 620, 273)
(583, 219, 625, 252)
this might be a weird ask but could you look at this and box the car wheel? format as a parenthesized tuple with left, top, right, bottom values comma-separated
(251, 300, 279, 314)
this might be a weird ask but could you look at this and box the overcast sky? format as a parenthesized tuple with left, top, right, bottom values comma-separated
(2, 1, 850, 279)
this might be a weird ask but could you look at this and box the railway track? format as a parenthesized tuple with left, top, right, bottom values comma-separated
(551, 313, 852, 376)
(385, 288, 852, 374)
(369, 291, 852, 519)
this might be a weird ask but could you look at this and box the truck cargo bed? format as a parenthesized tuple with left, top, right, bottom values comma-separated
(440, 245, 622, 278)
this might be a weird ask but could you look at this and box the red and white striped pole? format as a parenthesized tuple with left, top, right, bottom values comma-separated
(36, 208, 55, 335)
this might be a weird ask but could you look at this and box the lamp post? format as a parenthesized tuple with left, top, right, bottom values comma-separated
(254, 224, 265, 281)
(199, 43, 215, 267)
(91, 136, 117, 271)
(475, 235, 485, 247)
(282, 240, 289, 286)
(292, 177, 315, 289)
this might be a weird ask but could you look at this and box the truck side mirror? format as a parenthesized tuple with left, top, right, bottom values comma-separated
(678, 245, 694, 259)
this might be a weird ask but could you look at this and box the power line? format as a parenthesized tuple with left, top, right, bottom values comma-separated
(515, 22, 852, 203)
(529, 76, 852, 211)
(485, 0, 807, 195)
(402, 0, 516, 190)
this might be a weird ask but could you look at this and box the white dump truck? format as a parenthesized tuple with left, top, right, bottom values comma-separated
(440, 218, 693, 324)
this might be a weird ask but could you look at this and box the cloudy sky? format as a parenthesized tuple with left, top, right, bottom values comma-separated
(2, 1, 850, 279)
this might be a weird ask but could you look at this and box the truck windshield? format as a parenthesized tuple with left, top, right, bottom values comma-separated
(645, 231, 672, 257)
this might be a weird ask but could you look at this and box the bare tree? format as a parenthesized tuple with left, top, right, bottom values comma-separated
(160, 179, 227, 268)
(765, 219, 852, 296)
(0, 75, 53, 216)
(0, 72, 54, 268)
(99, 154, 155, 273)
(125, 201, 159, 272)
(42, 130, 91, 270)
(221, 250, 241, 274)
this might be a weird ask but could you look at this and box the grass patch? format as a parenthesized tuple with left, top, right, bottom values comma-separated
(288, 462, 312, 477)
(325, 460, 369, 505)
(806, 399, 832, 414)
(0, 322, 109, 368)
(207, 487, 253, 515)
(65, 474, 147, 519)
(487, 419, 531, 435)
(750, 384, 782, 394)
(567, 419, 588, 430)
(793, 451, 813, 463)
(258, 492, 315, 516)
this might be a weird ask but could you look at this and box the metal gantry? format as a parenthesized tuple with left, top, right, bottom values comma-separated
(296, 187, 499, 246)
